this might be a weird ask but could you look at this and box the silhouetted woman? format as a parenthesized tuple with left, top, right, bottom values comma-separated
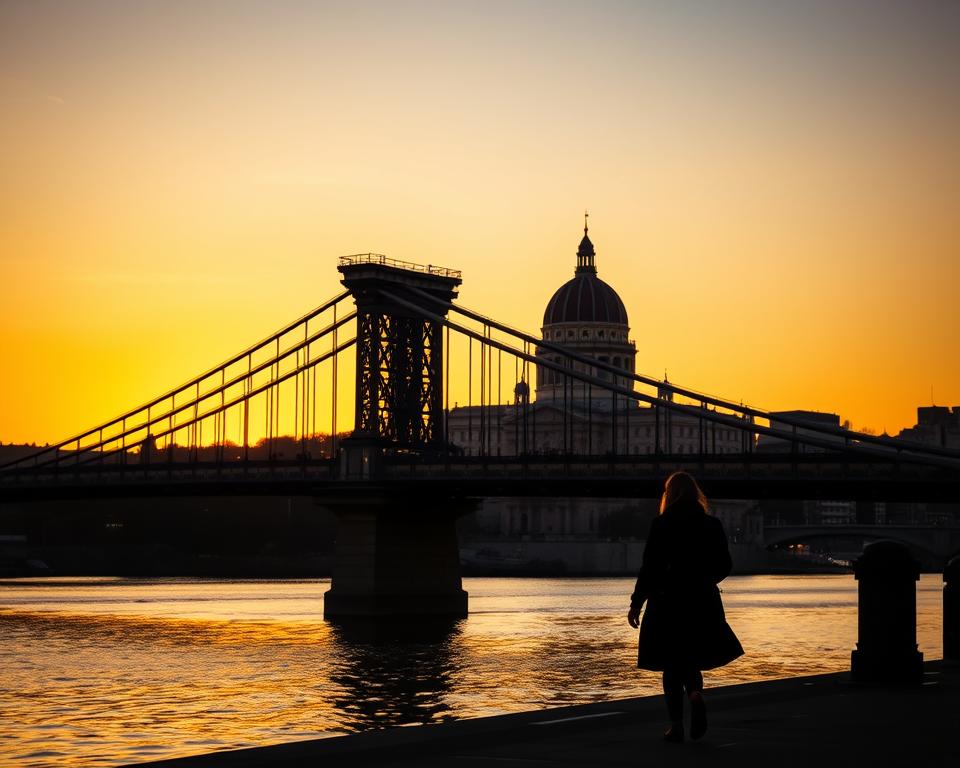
(627, 471, 743, 742)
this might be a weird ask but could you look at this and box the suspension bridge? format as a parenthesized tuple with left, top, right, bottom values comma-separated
(2, 255, 959, 616)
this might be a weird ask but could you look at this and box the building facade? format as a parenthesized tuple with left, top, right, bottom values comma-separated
(898, 406, 960, 451)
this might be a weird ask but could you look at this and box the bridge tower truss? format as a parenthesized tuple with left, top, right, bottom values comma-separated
(338, 255, 461, 450)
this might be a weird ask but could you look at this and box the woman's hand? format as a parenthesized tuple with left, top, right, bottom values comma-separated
(627, 606, 641, 628)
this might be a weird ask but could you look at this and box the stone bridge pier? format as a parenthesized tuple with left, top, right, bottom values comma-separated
(320, 489, 472, 619)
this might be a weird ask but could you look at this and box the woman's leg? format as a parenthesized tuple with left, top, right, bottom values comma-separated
(662, 668, 684, 740)
(683, 668, 703, 695)
(685, 669, 707, 739)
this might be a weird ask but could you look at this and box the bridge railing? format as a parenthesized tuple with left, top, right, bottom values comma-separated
(338, 253, 462, 279)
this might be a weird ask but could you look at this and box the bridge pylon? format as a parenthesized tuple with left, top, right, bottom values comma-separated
(338, 254, 461, 456)
(325, 255, 467, 620)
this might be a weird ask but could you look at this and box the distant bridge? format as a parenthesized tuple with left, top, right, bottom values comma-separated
(2, 254, 958, 616)
(764, 523, 960, 562)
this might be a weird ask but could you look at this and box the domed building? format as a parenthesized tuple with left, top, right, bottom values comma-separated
(447, 219, 745, 457)
(536, 221, 636, 410)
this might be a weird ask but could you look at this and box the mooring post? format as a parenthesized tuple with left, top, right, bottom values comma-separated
(851, 540, 923, 683)
(944, 554, 960, 661)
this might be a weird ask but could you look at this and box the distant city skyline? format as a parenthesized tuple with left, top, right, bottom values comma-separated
(2, 1, 958, 444)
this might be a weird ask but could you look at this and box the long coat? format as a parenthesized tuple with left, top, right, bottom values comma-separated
(630, 500, 744, 671)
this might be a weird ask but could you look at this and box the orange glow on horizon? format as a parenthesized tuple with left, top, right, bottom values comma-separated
(1, 2, 958, 446)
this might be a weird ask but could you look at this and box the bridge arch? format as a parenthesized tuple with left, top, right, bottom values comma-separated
(764, 525, 960, 569)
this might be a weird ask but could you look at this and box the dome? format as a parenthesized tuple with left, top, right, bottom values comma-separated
(543, 273, 629, 326)
(542, 225, 628, 326)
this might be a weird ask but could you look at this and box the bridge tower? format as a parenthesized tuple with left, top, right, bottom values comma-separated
(340, 255, 461, 454)
(324, 255, 469, 620)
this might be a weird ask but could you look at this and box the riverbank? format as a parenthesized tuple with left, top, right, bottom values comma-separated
(1, 543, 852, 578)
(134, 660, 957, 767)
(459, 539, 852, 576)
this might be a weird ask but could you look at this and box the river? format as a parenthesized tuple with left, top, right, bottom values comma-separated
(0, 575, 944, 767)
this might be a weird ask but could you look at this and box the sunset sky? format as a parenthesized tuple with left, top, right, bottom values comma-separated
(1, 0, 958, 445)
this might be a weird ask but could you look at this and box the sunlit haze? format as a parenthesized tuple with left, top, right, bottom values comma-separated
(2, 0, 958, 444)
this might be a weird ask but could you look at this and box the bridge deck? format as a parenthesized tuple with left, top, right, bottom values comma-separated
(3, 454, 959, 502)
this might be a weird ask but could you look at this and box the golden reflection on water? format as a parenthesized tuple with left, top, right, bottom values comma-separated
(0, 575, 945, 767)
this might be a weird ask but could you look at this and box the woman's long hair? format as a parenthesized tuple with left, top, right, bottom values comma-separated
(659, 471, 708, 514)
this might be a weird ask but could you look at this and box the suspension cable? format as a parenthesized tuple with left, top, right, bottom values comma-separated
(1, 291, 353, 471)
(4, 311, 356, 472)
(396, 285, 959, 460)
(374, 287, 959, 469)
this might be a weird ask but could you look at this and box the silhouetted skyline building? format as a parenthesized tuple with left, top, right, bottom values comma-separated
(898, 405, 960, 451)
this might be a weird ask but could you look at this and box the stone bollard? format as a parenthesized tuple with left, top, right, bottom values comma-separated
(945, 555, 960, 661)
(851, 540, 923, 683)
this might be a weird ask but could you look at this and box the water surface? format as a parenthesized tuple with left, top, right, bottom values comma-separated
(0, 575, 944, 767)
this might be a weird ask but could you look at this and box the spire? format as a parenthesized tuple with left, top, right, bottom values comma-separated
(576, 210, 596, 274)
(658, 371, 674, 402)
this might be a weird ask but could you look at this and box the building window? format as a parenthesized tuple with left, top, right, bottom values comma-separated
(597, 356, 609, 381)
(567, 330, 574, 339)
(598, 330, 605, 339)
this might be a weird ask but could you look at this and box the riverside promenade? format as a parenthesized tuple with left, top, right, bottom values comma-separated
(137, 660, 957, 768)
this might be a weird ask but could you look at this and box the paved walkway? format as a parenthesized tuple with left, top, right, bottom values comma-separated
(137, 661, 958, 767)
